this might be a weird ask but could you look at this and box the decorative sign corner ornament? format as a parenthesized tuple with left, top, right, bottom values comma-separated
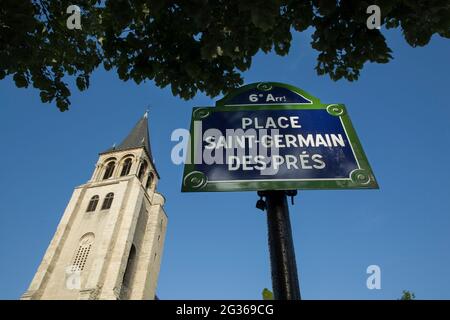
(183, 171, 208, 190)
(182, 82, 378, 192)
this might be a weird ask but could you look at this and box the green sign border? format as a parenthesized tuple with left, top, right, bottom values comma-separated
(182, 83, 378, 192)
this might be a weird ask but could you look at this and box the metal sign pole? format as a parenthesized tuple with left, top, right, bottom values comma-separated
(261, 190, 301, 300)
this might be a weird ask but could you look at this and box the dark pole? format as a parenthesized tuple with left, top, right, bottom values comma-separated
(262, 190, 301, 300)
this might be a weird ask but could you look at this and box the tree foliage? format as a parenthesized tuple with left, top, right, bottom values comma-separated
(400, 290, 416, 300)
(262, 288, 274, 300)
(1, 0, 449, 111)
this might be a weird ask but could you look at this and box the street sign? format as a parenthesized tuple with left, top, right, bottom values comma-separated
(182, 82, 378, 192)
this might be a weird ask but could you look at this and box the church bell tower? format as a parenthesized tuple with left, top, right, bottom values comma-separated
(22, 112, 167, 300)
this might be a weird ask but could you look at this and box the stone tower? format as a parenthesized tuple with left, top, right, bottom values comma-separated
(22, 113, 167, 300)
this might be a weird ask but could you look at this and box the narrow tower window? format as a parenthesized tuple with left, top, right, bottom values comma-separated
(120, 158, 132, 177)
(103, 161, 116, 180)
(86, 195, 99, 212)
(101, 193, 114, 210)
(145, 172, 155, 189)
(71, 233, 95, 272)
(137, 160, 148, 181)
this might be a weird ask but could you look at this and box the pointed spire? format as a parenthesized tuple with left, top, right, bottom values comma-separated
(101, 113, 153, 161)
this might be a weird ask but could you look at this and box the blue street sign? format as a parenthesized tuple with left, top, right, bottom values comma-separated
(182, 82, 378, 192)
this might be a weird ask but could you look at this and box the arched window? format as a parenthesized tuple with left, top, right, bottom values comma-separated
(137, 160, 148, 181)
(145, 172, 155, 189)
(103, 161, 116, 180)
(86, 195, 99, 212)
(71, 233, 95, 272)
(120, 158, 133, 177)
(101, 193, 114, 210)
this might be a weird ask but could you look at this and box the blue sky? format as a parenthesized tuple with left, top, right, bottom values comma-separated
(1, 27, 449, 300)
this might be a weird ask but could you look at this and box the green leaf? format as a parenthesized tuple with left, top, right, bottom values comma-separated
(56, 98, 69, 112)
(39, 91, 53, 103)
(262, 288, 274, 300)
(13, 73, 28, 88)
(76, 76, 87, 91)
(400, 290, 416, 300)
